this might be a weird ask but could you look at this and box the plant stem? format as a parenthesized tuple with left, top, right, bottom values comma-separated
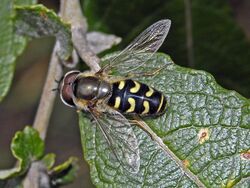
(33, 0, 101, 141)
(33, 43, 62, 140)
(23, 162, 50, 188)
(61, 0, 101, 72)
(26, 0, 101, 187)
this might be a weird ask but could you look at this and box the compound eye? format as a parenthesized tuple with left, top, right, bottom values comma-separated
(74, 77, 99, 100)
(60, 71, 80, 107)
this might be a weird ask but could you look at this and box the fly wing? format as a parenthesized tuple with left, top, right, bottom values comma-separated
(89, 108, 140, 173)
(102, 19, 171, 75)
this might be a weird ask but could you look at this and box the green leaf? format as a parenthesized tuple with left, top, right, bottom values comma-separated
(234, 177, 250, 188)
(13, 0, 37, 56)
(0, 0, 36, 102)
(0, 0, 15, 103)
(50, 157, 79, 187)
(14, 4, 73, 60)
(79, 53, 250, 187)
(41, 153, 56, 170)
(14, 0, 37, 5)
(0, 126, 44, 179)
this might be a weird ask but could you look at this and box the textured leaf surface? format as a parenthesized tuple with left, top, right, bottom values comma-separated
(0, 0, 36, 102)
(0, 126, 44, 179)
(13, 0, 37, 55)
(15, 4, 72, 60)
(79, 53, 250, 187)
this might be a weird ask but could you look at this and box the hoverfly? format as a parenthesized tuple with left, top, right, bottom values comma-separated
(59, 19, 171, 173)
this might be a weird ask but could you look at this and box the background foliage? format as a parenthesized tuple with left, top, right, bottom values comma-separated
(82, 0, 250, 97)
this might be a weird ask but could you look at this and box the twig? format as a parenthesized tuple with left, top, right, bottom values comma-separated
(23, 42, 62, 188)
(184, 0, 195, 67)
(25, 0, 102, 187)
(33, 43, 62, 140)
(22, 162, 50, 188)
(33, 0, 102, 144)
(61, 0, 101, 72)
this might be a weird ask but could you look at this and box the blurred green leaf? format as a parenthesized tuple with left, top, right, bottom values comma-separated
(0, 0, 15, 103)
(14, 0, 37, 5)
(0, 0, 36, 102)
(50, 157, 79, 187)
(82, 0, 250, 97)
(0, 126, 78, 186)
(79, 52, 250, 187)
(14, 4, 72, 60)
(0, 126, 44, 179)
(191, 0, 250, 97)
(41, 153, 56, 170)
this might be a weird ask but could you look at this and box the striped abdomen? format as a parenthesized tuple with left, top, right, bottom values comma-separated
(107, 79, 167, 115)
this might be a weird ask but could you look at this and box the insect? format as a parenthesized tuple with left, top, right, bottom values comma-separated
(59, 19, 172, 173)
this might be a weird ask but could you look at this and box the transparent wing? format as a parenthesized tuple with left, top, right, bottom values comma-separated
(89, 108, 140, 173)
(102, 19, 171, 75)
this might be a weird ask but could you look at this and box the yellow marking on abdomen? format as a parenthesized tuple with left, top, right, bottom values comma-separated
(114, 97, 121, 109)
(157, 94, 164, 113)
(142, 101, 150, 114)
(130, 81, 140, 93)
(118, 81, 125, 90)
(146, 87, 154, 97)
(126, 97, 136, 113)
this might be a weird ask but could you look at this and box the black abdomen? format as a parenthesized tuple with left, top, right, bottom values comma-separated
(107, 79, 167, 115)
